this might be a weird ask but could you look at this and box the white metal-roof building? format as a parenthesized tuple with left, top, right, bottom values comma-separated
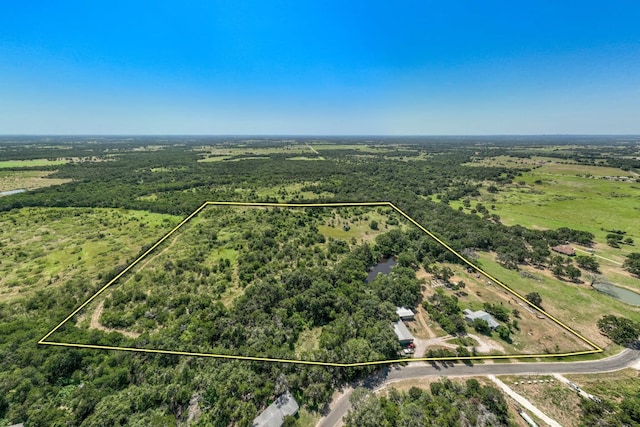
(396, 307, 415, 320)
(463, 309, 500, 329)
(393, 320, 414, 345)
(252, 391, 299, 427)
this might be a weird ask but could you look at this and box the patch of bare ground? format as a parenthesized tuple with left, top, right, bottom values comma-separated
(89, 300, 140, 339)
(0, 170, 72, 192)
(500, 375, 582, 427)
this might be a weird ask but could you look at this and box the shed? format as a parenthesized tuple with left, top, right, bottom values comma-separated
(396, 307, 415, 321)
(551, 245, 575, 256)
(393, 320, 414, 345)
(252, 391, 299, 427)
(463, 309, 500, 330)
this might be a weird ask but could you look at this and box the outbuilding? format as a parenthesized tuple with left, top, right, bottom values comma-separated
(252, 391, 299, 427)
(551, 245, 575, 256)
(396, 307, 415, 321)
(393, 320, 415, 346)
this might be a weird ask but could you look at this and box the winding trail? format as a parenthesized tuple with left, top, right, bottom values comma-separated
(574, 247, 622, 265)
(89, 300, 139, 338)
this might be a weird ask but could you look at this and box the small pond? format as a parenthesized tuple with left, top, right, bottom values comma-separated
(366, 257, 397, 283)
(593, 282, 640, 306)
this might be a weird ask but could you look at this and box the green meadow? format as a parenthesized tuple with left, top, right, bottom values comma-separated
(0, 207, 180, 302)
(455, 161, 640, 260)
(475, 252, 640, 350)
(0, 158, 68, 169)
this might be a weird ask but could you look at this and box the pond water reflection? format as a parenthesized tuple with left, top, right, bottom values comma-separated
(593, 282, 640, 306)
(366, 257, 397, 283)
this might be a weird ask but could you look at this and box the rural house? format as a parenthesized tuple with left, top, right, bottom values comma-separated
(463, 309, 500, 330)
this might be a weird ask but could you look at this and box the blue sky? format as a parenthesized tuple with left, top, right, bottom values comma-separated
(1, 1, 639, 135)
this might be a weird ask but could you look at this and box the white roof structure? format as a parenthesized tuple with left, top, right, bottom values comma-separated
(252, 391, 299, 427)
(393, 320, 414, 343)
(463, 309, 500, 329)
(396, 307, 415, 319)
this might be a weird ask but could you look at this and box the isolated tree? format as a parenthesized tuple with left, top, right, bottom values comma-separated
(433, 266, 454, 282)
(565, 265, 582, 282)
(623, 253, 640, 276)
(472, 319, 491, 335)
(525, 292, 543, 308)
(496, 325, 511, 342)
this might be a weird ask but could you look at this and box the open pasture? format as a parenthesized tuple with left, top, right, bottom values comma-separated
(0, 170, 72, 192)
(0, 158, 68, 169)
(0, 207, 180, 302)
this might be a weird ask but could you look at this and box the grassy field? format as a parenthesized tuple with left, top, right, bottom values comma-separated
(452, 158, 640, 296)
(0, 207, 180, 302)
(499, 369, 640, 427)
(498, 374, 581, 426)
(475, 252, 640, 350)
(566, 368, 640, 401)
(455, 161, 640, 249)
(249, 182, 334, 201)
(0, 169, 72, 192)
(295, 327, 322, 357)
(194, 143, 314, 162)
(317, 208, 403, 243)
(0, 158, 68, 168)
(193, 141, 421, 163)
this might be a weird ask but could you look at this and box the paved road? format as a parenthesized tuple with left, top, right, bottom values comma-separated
(317, 348, 640, 427)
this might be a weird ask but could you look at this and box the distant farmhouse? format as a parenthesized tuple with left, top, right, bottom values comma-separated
(396, 307, 415, 321)
(551, 244, 576, 256)
(252, 391, 299, 427)
(463, 309, 500, 330)
(393, 320, 415, 346)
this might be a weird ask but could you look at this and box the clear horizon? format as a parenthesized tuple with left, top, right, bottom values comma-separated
(1, 1, 639, 135)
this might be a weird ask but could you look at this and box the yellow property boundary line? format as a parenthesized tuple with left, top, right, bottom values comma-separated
(39, 201, 603, 366)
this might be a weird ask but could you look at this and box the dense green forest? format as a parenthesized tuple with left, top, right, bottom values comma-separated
(1, 136, 639, 426)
